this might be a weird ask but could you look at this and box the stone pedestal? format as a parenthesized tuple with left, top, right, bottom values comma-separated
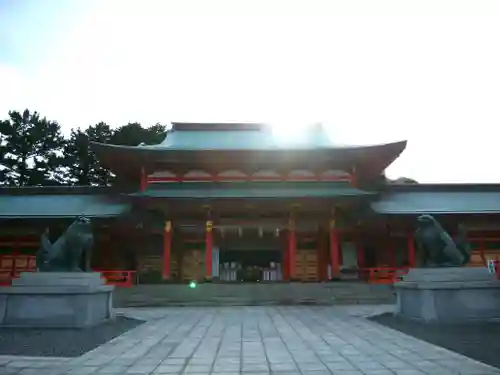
(0, 272, 114, 328)
(395, 267, 500, 323)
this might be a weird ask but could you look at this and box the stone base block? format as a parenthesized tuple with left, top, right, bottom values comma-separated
(395, 267, 500, 323)
(0, 272, 114, 328)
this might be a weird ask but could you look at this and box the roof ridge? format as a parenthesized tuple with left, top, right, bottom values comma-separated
(171, 122, 267, 131)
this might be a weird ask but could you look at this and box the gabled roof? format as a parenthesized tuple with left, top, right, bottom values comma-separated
(0, 186, 131, 219)
(372, 184, 500, 214)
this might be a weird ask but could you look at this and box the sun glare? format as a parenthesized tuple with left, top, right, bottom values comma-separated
(270, 121, 312, 144)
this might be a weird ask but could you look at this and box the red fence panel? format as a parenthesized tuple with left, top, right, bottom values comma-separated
(0, 255, 136, 287)
(94, 270, 136, 287)
(360, 267, 409, 284)
(0, 255, 36, 285)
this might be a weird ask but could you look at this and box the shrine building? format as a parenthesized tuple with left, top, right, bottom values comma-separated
(1, 122, 500, 286)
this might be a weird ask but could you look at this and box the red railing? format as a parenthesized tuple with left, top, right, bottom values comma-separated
(360, 267, 409, 284)
(0, 255, 136, 287)
(95, 270, 136, 287)
(0, 255, 36, 285)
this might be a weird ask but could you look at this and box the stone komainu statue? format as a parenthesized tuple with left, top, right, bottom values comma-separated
(36, 216, 94, 272)
(414, 214, 471, 267)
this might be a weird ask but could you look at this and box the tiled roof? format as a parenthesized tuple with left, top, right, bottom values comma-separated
(0, 192, 130, 218)
(130, 181, 375, 200)
(372, 184, 500, 214)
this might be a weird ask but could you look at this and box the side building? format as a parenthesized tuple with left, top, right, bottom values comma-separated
(1, 123, 499, 285)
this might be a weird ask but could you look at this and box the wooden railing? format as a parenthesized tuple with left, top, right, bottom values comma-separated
(0, 255, 136, 287)
(94, 270, 136, 287)
(360, 267, 409, 284)
(0, 255, 36, 286)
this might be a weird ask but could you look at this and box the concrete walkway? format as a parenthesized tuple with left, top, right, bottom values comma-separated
(1, 305, 499, 375)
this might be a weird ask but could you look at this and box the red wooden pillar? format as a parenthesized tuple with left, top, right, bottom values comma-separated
(317, 228, 328, 281)
(479, 239, 486, 266)
(356, 241, 365, 268)
(407, 232, 416, 267)
(12, 239, 20, 277)
(282, 237, 290, 281)
(391, 242, 397, 268)
(140, 167, 148, 191)
(356, 240, 365, 279)
(288, 218, 296, 280)
(351, 166, 357, 187)
(162, 221, 172, 280)
(329, 220, 340, 279)
(205, 220, 213, 279)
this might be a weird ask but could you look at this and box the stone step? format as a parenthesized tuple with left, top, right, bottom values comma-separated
(116, 298, 396, 307)
(113, 282, 395, 307)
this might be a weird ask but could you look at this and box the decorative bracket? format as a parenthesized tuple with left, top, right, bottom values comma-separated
(206, 220, 213, 233)
(165, 220, 172, 233)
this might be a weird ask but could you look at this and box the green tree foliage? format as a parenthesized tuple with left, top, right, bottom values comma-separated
(111, 122, 166, 146)
(63, 122, 114, 186)
(63, 121, 166, 186)
(0, 108, 167, 187)
(0, 110, 65, 186)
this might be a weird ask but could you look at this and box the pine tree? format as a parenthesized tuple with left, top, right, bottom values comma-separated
(110, 122, 166, 146)
(63, 122, 114, 186)
(0, 110, 65, 186)
(63, 122, 166, 186)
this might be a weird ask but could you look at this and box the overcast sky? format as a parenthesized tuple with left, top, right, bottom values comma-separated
(1, 0, 499, 182)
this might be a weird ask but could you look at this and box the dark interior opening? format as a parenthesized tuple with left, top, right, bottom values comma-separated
(219, 249, 282, 282)
(220, 249, 280, 267)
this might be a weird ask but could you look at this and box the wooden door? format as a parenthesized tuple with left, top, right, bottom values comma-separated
(182, 249, 205, 281)
(294, 249, 319, 281)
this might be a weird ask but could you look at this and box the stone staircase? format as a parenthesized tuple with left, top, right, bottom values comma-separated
(113, 282, 396, 307)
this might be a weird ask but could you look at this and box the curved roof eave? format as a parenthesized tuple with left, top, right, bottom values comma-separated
(89, 139, 407, 158)
(89, 140, 407, 177)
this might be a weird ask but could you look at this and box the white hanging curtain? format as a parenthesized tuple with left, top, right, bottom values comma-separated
(341, 242, 358, 270)
(212, 246, 220, 277)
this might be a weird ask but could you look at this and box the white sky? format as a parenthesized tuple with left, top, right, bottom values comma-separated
(1, 0, 500, 182)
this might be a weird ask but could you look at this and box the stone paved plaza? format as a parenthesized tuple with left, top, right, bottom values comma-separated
(1, 305, 499, 375)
